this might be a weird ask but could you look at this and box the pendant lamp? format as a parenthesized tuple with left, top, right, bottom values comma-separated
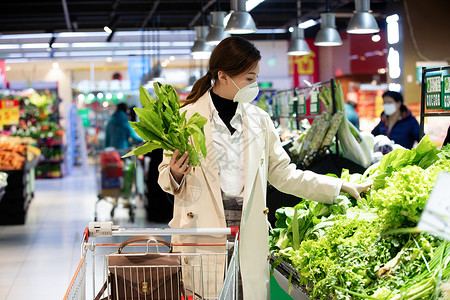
(314, 12, 342, 46)
(288, 27, 310, 56)
(225, 0, 257, 34)
(347, 0, 379, 34)
(206, 11, 230, 45)
(191, 26, 213, 59)
(288, 0, 310, 56)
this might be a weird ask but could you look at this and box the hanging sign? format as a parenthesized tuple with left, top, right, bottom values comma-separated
(297, 94, 306, 116)
(417, 172, 450, 241)
(0, 99, 20, 126)
(443, 75, 450, 111)
(309, 90, 319, 114)
(425, 75, 442, 109)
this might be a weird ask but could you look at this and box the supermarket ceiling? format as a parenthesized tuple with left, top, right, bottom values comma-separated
(0, 0, 391, 36)
(0, 0, 392, 62)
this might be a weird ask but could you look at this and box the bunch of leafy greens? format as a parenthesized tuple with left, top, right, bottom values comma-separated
(270, 136, 450, 299)
(124, 83, 207, 166)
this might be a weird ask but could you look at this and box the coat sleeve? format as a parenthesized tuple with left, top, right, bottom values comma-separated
(265, 117, 342, 204)
(410, 116, 420, 143)
(157, 150, 186, 196)
(372, 121, 382, 136)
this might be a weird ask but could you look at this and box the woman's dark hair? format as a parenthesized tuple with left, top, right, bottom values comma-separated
(185, 36, 261, 105)
(117, 102, 128, 113)
(382, 90, 407, 113)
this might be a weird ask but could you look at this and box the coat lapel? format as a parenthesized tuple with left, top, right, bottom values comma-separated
(191, 92, 224, 215)
(242, 103, 265, 206)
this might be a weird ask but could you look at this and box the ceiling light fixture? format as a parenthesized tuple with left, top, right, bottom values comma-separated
(314, 13, 342, 46)
(346, 0, 380, 34)
(246, 0, 264, 11)
(288, 27, 310, 56)
(103, 26, 112, 34)
(206, 11, 230, 45)
(225, 0, 257, 34)
(288, 0, 310, 56)
(191, 26, 213, 59)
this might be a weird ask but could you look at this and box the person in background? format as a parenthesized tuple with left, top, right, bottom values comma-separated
(372, 91, 420, 149)
(104, 102, 141, 155)
(344, 100, 360, 130)
(157, 36, 371, 299)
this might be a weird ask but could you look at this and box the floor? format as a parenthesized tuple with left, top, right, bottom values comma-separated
(0, 166, 165, 300)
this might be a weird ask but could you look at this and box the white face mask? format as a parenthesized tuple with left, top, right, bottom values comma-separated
(230, 78, 259, 103)
(383, 103, 397, 116)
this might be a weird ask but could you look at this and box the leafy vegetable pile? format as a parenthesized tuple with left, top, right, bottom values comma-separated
(270, 136, 450, 299)
(125, 83, 207, 166)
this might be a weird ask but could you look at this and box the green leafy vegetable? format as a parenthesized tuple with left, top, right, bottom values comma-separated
(270, 136, 450, 299)
(124, 83, 207, 166)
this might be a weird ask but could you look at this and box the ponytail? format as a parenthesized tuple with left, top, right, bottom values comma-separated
(184, 72, 213, 105)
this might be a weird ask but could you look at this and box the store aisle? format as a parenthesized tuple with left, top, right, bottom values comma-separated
(0, 166, 161, 300)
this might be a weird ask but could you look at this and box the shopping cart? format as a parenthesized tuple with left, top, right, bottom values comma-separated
(94, 149, 145, 222)
(64, 222, 240, 300)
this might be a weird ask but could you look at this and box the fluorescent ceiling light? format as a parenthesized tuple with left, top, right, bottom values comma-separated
(24, 52, 50, 58)
(71, 42, 121, 48)
(0, 44, 21, 49)
(52, 43, 71, 48)
(0, 33, 53, 39)
(171, 41, 193, 47)
(58, 32, 108, 38)
(255, 29, 286, 34)
(70, 51, 114, 56)
(299, 19, 317, 29)
(246, 0, 264, 11)
(21, 43, 50, 49)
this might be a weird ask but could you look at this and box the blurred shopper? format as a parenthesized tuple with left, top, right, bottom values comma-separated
(104, 103, 141, 155)
(372, 91, 420, 149)
(344, 100, 360, 130)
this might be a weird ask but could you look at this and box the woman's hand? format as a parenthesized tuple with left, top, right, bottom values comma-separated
(170, 149, 191, 184)
(341, 181, 372, 200)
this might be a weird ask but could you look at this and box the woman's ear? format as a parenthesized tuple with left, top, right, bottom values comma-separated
(217, 71, 228, 84)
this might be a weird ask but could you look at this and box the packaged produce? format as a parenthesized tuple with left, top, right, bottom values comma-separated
(270, 137, 450, 299)
(124, 83, 207, 166)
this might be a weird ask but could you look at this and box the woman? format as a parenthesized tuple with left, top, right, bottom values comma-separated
(372, 91, 420, 149)
(158, 37, 370, 299)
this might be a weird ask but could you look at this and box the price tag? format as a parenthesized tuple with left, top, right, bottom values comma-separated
(417, 172, 450, 240)
(310, 90, 319, 114)
(0, 99, 20, 125)
(298, 94, 306, 116)
(425, 75, 442, 109)
(443, 75, 450, 111)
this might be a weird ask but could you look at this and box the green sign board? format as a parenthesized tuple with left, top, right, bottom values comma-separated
(310, 91, 319, 114)
(425, 75, 442, 109)
(298, 94, 306, 116)
(443, 75, 450, 111)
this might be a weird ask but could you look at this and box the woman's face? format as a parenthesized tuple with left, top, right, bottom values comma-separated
(383, 95, 401, 112)
(229, 62, 260, 94)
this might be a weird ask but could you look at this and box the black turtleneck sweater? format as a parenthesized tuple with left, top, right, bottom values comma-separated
(210, 89, 238, 135)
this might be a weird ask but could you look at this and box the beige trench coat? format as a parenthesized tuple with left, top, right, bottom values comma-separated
(158, 91, 343, 299)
